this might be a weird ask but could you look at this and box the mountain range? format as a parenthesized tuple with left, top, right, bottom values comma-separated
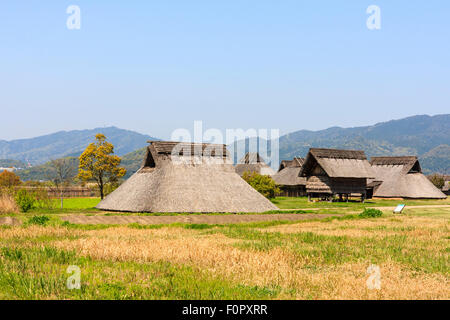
(279, 114, 450, 174)
(0, 127, 156, 165)
(1, 114, 449, 180)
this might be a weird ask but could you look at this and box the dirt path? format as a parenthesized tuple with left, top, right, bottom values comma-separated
(61, 213, 340, 225)
(0, 217, 22, 226)
(280, 204, 450, 211)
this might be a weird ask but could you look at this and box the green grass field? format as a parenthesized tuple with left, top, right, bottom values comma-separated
(1, 196, 448, 299)
(272, 196, 450, 209)
(26, 196, 450, 215)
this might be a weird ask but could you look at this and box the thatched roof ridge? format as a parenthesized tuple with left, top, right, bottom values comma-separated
(310, 148, 367, 160)
(279, 157, 304, 171)
(370, 156, 418, 166)
(239, 152, 264, 164)
(147, 140, 229, 158)
(300, 148, 374, 179)
(370, 156, 420, 174)
(235, 153, 276, 176)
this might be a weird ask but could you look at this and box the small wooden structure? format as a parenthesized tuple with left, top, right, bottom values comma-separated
(272, 158, 306, 197)
(299, 148, 374, 202)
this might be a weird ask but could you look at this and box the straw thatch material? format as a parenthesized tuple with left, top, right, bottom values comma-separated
(370, 156, 446, 199)
(235, 152, 276, 176)
(272, 157, 306, 197)
(97, 142, 278, 213)
(300, 148, 374, 198)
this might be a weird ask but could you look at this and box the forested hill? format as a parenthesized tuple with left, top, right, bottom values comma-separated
(5, 114, 450, 180)
(278, 114, 450, 174)
(0, 127, 156, 165)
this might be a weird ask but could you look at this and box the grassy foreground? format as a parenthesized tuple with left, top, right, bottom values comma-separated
(0, 206, 448, 299)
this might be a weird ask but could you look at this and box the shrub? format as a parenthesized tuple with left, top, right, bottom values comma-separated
(27, 215, 50, 226)
(0, 193, 19, 214)
(15, 189, 36, 212)
(0, 170, 21, 188)
(103, 182, 119, 197)
(360, 208, 383, 218)
(242, 171, 280, 199)
(428, 174, 445, 190)
(33, 188, 55, 210)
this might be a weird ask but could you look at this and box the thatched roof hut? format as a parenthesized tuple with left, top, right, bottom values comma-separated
(272, 158, 307, 197)
(234, 152, 276, 177)
(300, 148, 374, 200)
(96, 141, 278, 213)
(369, 156, 446, 199)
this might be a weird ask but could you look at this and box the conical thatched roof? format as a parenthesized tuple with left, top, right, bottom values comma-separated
(300, 148, 375, 178)
(97, 142, 278, 213)
(272, 158, 306, 186)
(235, 152, 276, 177)
(369, 156, 446, 199)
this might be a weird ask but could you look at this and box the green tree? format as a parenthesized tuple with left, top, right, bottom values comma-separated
(242, 171, 280, 199)
(78, 134, 126, 199)
(48, 158, 76, 209)
(428, 174, 445, 189)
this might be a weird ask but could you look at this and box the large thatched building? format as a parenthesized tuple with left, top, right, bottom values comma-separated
(369, 156, 446, 199)
(272, 158, 306, 197)
(96, 141, 278, 213)
(299, 148, 374, 201)
(234, 152, 276, 177)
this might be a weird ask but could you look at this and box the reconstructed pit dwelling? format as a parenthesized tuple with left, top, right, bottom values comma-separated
(369, 156, 446, 199)
(96, 141, 278, 213)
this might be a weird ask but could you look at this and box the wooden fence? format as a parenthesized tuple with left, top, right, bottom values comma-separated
(16, 186, 99, 198)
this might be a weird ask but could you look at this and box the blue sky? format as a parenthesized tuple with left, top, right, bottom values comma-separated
(0, 1, 449, 140)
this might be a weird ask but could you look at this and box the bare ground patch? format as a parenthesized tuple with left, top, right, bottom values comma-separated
(61, 213, 339, 225)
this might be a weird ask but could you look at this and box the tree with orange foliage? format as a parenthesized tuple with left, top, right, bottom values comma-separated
(0, 170, 21, 188)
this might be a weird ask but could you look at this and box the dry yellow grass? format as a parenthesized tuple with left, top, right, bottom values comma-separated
(264, 215, 449, 239)
(2, 213, 448, 299)
(0, 226, 84, 240)
(0, 193, 18, 214)
(49, 220, 449, 299)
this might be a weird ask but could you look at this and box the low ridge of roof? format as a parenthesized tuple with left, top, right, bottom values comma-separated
(147, 141, 228, 158)
(310, 148, 368, 160)
(279, 157, 304, 171)
(370, 156, 418, 166)
(370, 156, 421, 175)
(239, 152, 265, 164)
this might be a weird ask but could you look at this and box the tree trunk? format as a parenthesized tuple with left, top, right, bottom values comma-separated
(60, 192, 63, 209)
(99, 177, 104, 199)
